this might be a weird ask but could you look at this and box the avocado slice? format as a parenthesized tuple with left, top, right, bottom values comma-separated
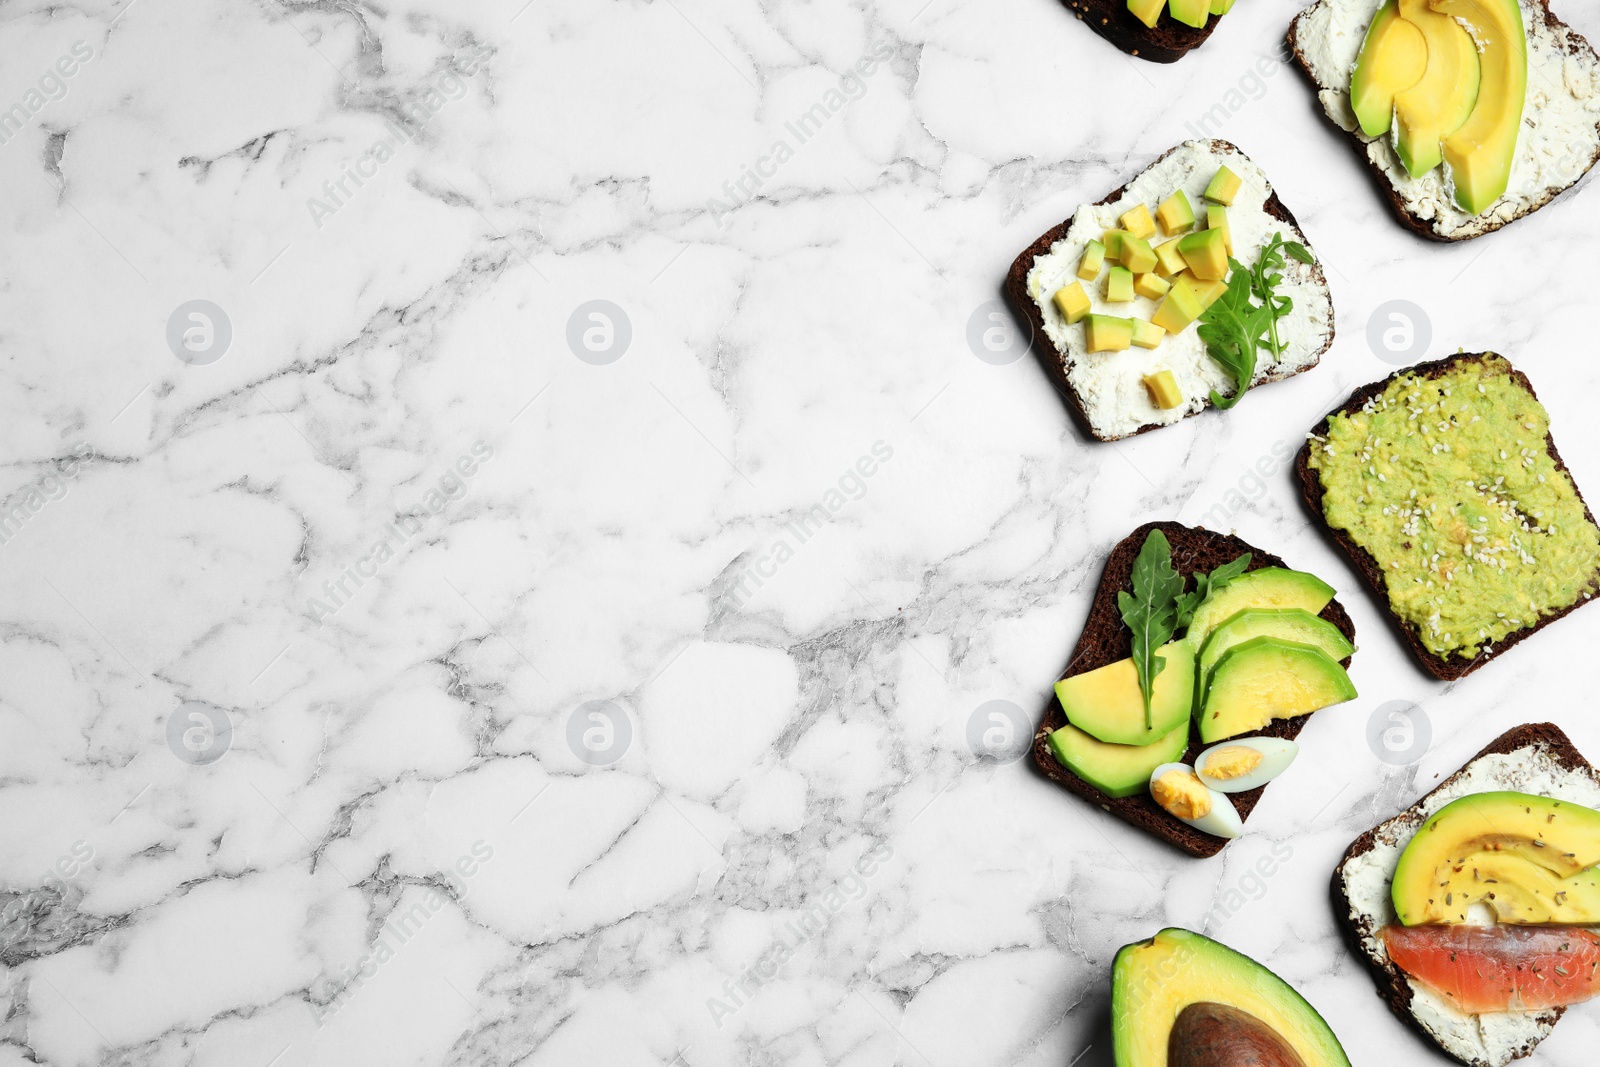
(1432, 0, 1527, 213)
(1047, 721, 1188, 798)
(1349, 0, 1427, 137)
(1085, 314, 1134, 352)
(1196, 608, 1354, 699)
(1198, 637, 1356, 743)
(1055, 640, 1194, 746)
(1391, 791, 1600, 924)
(1392, 0, 1481, 177)
(1184, 567, 1336, 651)
(1112, 928, 1352, 1067)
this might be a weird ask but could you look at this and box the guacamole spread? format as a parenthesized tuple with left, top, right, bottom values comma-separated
(1308, 355, 1600, 660)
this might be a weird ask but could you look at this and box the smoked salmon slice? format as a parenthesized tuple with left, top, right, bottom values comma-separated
(1383, 925, 1600, 1013)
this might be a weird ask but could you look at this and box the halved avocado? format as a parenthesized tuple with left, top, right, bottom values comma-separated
(1432, 0, 1526, 213)
(1391, 791, 1600, 924)
(1055, 641, 1195, 747)
(1048, 721, 1189, 799)
(1349, 0, 1427, 137)
(1196, 609, 1354, 699)
(1198, 637, 1356, 743)
(1184, 568, 1336, 653)
(1112, 928, 1352, 1067)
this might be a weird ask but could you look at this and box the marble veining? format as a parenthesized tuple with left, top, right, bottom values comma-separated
(3, 0, 1600, 1065)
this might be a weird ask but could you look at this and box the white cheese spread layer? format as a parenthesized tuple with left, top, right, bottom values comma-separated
(1025, 141, 1332, 441)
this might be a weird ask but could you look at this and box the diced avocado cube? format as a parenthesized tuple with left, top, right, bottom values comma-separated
(1143, 368, 1183, 407)
(1155, 190, 1195, 235)
(1104, 265, 1135, 303)
(1121, 236, 1157, 275)
(1175, 271, 1228, 310)
(1176, 228, 1228, 281)
(1085, 314, 1133, 353)
(1131, 320, 1166, 351)
(1133, 273, 1170, 300)
(1102, 229, 1130, 262)
(1119, 204, 1157, 241)
(1053, 281, 1091, 324)
(1151, 284, 1203, 334)
(1206, 205, 1232, 255)
(1077, 240, 1106, 281)
(1167, 0, 1210, 28)
(1205, 165, 1242, 205)
(1128, 0, 1165, 27)
(1153, 238, 1188, 278)
(1209, 0, 1235, 13)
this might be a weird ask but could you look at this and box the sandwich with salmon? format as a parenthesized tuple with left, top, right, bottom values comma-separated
(1335, 722, 1600, 1066)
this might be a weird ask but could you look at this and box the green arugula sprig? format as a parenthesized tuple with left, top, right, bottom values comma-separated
(1197, 233, 1314, 411)
(1117, 530, 1252, 729)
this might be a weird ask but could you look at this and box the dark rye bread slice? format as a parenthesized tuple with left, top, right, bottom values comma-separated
(1005, 139, 1334, 443)
(1060, 0, 1220, 63)
(1295, 352, 1600, 681)
(1286, 0, 1600, 242)
(1332, 722, 1595, 1067)
(1030, 521, 1356, 859)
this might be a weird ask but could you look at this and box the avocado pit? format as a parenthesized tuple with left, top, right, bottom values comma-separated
(1169, 1002, 1307, 1067)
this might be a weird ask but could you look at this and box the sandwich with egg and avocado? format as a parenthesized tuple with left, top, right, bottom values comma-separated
(1335, 722, 1600, 1066)
(1032, 521, 1358, 857)
(1297, 352, 1600, 680)
(1007, 140, 1333, 442)
(1287, 0, 1600, 240)
(1057, 0, 1240, 63)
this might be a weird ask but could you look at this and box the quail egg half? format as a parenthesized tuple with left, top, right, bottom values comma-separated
(1193, 737, 1299, 793)
(1149, 763, 1241, 840)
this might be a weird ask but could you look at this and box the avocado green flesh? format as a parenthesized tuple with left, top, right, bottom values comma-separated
(1048, 722, 1189, 798)
(1199, 637, 1356, 743)
(1055, 641, 1195, 746)
(1197, 608, 1354, 699)
(1184, 568, 1336, 652)
(1391, 791, 1600, 924)
(1112, 927, 1352, 1067)
(1307, 356, 1600, 660)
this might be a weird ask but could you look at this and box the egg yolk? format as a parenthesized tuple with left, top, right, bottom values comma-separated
(1152, 769, 1212, 821)
(1202, 746, 1264, 781)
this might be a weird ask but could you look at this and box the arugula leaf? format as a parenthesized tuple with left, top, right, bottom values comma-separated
(1175, 552, 1253, 630)
(1197, 232, 1315, 410)
(1117, 530, 1184, 730)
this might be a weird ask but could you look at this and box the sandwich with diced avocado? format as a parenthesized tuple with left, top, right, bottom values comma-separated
(1008, 140, 1333, 442)
(1058, 0, 1238, 63)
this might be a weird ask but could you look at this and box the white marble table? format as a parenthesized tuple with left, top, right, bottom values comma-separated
(3, 1, 1600, 1064)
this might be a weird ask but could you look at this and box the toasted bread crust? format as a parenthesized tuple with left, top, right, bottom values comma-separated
(1332, 723, 1593, 1065)
(1029, 521, 1356, 859)
(1061, 0, 1219, 63)
(1004, 140, 1334, 443)
(1295, 352, 1600, 681)
(1285, 0, 1600, 242)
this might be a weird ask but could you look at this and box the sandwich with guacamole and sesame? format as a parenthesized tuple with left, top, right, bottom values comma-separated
(1298, 352, 1600, 680)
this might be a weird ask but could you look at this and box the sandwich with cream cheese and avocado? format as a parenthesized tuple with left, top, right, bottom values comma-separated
(1007, 140, 1333, 442)
(1058, 0, 1240, 63)
(1298, 352, 1600, 680)
(1336, 723, 1600, 1067)
(1287, 0, 1600, 240)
